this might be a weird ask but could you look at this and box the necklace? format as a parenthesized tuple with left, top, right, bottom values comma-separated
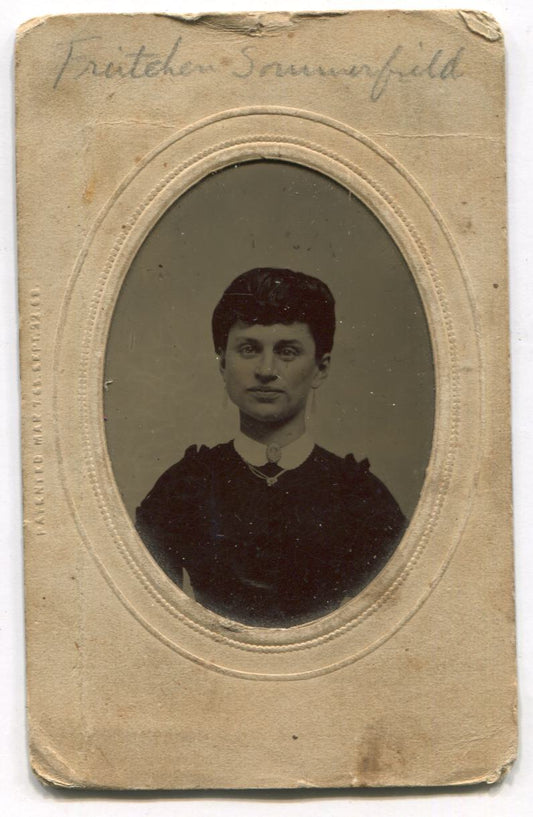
(245, 461, 286, 487)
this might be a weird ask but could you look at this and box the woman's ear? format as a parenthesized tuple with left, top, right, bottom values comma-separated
(217, 350, 226, 377)
(313, 353, 331, 389)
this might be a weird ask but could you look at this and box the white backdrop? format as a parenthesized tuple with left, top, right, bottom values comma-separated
(1, 1, 532, 813)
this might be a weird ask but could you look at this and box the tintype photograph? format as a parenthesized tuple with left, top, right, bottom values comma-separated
(16, 9, 516, 790)
(104, 161, 434, 627)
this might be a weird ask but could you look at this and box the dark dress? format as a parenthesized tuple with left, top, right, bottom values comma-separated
(136, 442, 407, 628)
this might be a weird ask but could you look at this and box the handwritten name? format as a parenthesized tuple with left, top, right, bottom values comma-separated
(233, 44, 464, 101)
(53, 36, 214, 89)
(53, 36, 465, 102)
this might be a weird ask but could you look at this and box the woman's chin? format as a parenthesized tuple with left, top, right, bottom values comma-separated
(244, 408, 286, 425)
(239, 404, 305, 430)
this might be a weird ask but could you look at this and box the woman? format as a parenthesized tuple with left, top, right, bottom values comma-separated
(136, 268, 406, 627)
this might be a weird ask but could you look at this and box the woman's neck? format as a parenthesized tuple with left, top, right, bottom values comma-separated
(239, 413, 306, 448)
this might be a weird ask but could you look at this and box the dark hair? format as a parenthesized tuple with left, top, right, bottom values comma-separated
(212, 268, 336, 359)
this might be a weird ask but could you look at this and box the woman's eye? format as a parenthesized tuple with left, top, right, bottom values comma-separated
(239, 344, 256, 357)
(279, 347, 298, 359)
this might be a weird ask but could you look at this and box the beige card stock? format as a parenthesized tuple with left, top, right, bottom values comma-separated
(16, 10, 516, 789)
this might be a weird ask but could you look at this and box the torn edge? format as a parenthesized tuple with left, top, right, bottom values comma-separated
(155, 11, 349, 37)
(15, 10, 347, 44)
(458, 10, 503, 42)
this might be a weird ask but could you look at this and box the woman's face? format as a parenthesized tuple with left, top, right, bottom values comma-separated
(220, 321, 330, 426)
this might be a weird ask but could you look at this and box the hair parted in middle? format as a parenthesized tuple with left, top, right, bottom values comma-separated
(211, 268, 336, 359)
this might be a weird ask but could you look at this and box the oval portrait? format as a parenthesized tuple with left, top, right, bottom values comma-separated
(104, 160, 435, 628)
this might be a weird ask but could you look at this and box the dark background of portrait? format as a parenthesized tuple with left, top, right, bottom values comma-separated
(104, 161, 435, 521)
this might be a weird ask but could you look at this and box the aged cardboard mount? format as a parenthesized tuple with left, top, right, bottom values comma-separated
(17, 11, 516, 789)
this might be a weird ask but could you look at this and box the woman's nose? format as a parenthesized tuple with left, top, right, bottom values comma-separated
(255, 351, 278, 381)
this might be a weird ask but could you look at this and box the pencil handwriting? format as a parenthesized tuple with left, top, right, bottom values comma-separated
(53, 36, 465, 102)
(53, 36, 215, 90)
(232, 44, 465, 101)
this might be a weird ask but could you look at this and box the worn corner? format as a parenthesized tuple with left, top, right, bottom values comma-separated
(29, 723, 85, 789)
(30, 751, 80, 790)
(484, 755, 516, 785)
(477, 743, 518, 786)
(458, 10, 504, 43)
(16, 16, 51, 43)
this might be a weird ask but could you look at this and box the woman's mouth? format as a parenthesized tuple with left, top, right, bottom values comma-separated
(248, 387, 284, 400)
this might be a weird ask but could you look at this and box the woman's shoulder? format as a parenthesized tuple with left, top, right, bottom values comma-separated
(174, 440, 234, 468)
(138, 442, 234, 506)
(312, 445, 371, 476)
(312, 445, 404, 514)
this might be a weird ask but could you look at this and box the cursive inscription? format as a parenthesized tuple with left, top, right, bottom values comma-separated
(53, 36, 215, 89)
(53, 36, 465, 101)
(233, 44, 464, 101)
(29, 287, 46, 536)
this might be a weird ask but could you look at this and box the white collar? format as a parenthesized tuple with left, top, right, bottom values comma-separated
(233, 432, 315, 470)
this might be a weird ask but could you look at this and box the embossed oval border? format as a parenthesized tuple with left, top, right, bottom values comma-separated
(53, 107, 481, 679)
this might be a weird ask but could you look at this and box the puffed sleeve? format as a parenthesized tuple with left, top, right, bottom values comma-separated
(338, 454, 408, 596)
(135, 445, 209, 587)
